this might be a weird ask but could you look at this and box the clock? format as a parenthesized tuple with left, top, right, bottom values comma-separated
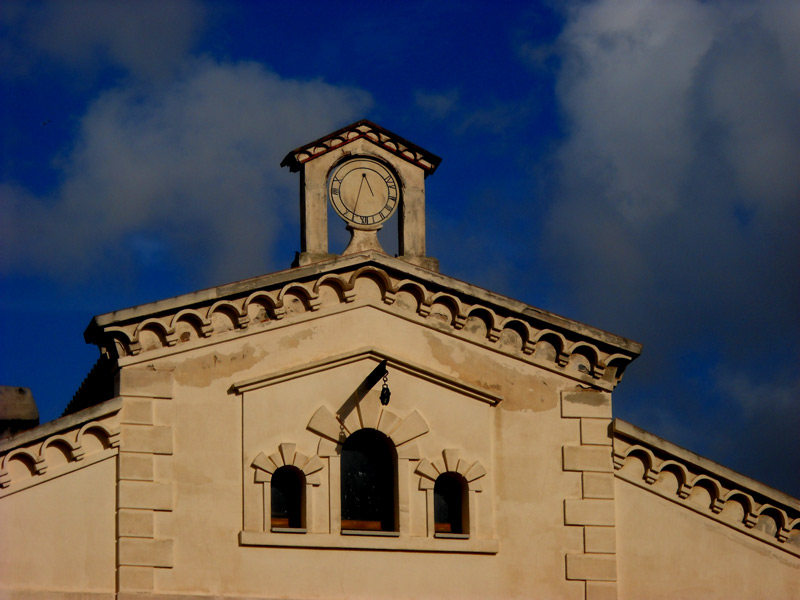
(328, 158, 400, 228)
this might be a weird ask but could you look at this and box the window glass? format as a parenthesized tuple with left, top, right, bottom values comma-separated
(341, 428, 396, 531)
(434, 472, 466, 534)
(271, 466, 303, 528)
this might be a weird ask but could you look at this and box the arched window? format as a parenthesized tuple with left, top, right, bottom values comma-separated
(340, 428, 396, 532)
(271, 466, 304, 529)
(434, 472, 468, 535)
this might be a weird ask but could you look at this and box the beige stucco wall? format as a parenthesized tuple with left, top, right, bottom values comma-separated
(131, 294, 587, 599)
(0, 457, 116, 597)
(616, 478, 800, 600)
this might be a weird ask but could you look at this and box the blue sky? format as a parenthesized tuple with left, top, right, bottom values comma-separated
(1, 0, 798, 496)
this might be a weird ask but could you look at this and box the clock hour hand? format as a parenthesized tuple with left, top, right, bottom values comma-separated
(363, 173, 374, 196)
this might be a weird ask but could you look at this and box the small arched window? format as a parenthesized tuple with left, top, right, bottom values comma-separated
(434, 472, 468, 536)
(341, 428, 396, 532)
(271, 466, 304, 529)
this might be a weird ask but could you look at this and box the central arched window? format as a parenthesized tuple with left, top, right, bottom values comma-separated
(340, 428, 396, 532)
(271, 466, 304, 529)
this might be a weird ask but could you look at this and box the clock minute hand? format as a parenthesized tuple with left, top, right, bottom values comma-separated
(353, 174, 366, 214)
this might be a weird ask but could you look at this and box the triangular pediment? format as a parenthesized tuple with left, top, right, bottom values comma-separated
(280, 119, 442, 176)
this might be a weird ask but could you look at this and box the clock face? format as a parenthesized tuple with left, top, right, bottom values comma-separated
(328, 158, 400, 227)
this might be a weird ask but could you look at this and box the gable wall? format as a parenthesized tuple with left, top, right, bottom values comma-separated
(616, 479, 800, 599)
(121, 297, 591, 599)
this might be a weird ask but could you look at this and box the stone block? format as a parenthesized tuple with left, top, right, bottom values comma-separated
(118, 509, 154, 538)
(564, 499, 615, 526)
(563, 446, 612, 472)
(117, 566, 154, 591)
(119, 481, 173, 511)
(581, 419, 612, 445)
(586, 581, 618, 600)
(119, 453, 154, 481)
(121, 399, 153, 425)
(117, 368, 173, 399)
(566, 553, 617, 581)
(562, 391, 612, 419)
(585, 526, 616, 553)
(583, 472, 615, 499)
(121, 425, 173, 455)
(119, 537, 173, 568)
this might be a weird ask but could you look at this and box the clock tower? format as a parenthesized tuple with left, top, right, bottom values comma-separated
(281, 120, 441, 271)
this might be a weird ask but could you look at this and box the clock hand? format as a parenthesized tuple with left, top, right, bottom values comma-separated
(353, 174, 366, 214)
(364, 174, 374, 196)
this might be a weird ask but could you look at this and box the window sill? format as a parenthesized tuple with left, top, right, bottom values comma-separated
(342, 529, 400, 537)
(271, 527, 307, 534)
(239, 530, 498, 554)
(434, 532, 469, 539)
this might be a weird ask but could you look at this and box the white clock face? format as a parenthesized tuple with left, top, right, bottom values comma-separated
(328, 158, 400, 228)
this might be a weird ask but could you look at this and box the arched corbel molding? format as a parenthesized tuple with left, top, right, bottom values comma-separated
(278, 282, 321, 312)
(170, 309, 214, 338)
(349, 266, 397, 305)
(465, 306, 501, 342)
(394, 279, 432, 316)
(105, 327, 140, 357)
(428, 292, 466, 329)
(498, 317, 534, 354)
(208, 300, 250, 329)
(313, 273, 356, 303)
(134, 318, 177, 349)
(531, 329, 569, 366)
(244, 291, 284, 322)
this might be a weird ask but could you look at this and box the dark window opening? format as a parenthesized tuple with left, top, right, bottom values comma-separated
(434, 472, 467, 534)
(341, 428, 396, 531)
(271, 466, 304, 529)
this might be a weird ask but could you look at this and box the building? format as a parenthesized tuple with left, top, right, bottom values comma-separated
(1, 121, 798, 600)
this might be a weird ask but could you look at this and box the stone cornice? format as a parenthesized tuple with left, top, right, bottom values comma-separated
(613, 419, 800, 556)
(85, 253, 641, 391)
(0, 398, 121, 495)
(280, 119, 442, 175)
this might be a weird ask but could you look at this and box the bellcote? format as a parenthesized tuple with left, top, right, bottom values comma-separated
(281, 120, 441, 271)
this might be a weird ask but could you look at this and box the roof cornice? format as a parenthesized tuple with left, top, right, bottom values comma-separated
(84, 252, 641, 391)
(613, 419, 800, 556)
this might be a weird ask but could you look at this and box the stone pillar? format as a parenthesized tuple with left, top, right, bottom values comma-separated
(116, 369, 174, 595)
(561, 390, 618, 600)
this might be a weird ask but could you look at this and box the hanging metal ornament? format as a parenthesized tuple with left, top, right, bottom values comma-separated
(380, 371, 391, 406)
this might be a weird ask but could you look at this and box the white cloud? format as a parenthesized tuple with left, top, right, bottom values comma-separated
(0, 59, 372, 283)
(2, 0, 205, 80)
(543, 0, 800, 479)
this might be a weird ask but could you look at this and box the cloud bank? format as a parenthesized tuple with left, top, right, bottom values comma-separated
(545, 0, 800, 490)
(1, 2, 371, 285)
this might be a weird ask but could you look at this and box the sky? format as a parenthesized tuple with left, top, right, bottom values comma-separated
(1, 0, 798, 497)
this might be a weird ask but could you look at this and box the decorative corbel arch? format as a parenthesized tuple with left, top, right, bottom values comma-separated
(498, 317, 534, 354)
(349, 266, 397, 305)
(208, 300, 250, 329)
(244, 291, 284, 322)
(170, 309, 214, 339)
(278, 282, 321, 312)
(313, 273, 356, 303)
(428, 292, 466, 329)
(133, 318, 177, 349)
(465, 306, 501, 342)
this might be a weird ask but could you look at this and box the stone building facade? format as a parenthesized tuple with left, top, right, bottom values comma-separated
(1, 121, 798, 599)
